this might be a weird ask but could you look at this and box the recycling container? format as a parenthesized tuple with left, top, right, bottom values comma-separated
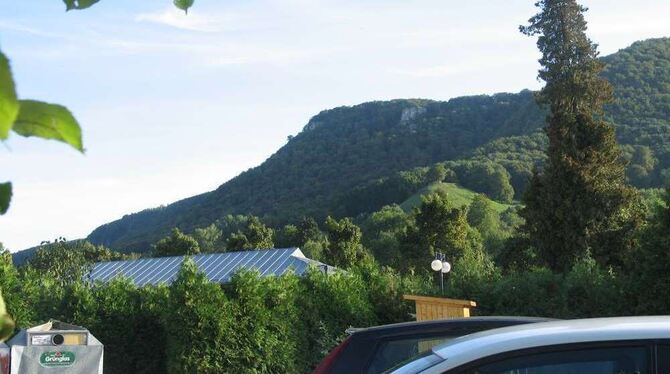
(7, 320, 103, 373)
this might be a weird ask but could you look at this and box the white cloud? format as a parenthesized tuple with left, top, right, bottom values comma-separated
(97, 37, 337, 68)
(0, 20, 59, 38)
(135, 7, 227, 33)
(389, 64, 479, 78)
(388, 54, 534, 78)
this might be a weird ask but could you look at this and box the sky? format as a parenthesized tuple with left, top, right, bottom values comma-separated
(1, 0, 669, 251)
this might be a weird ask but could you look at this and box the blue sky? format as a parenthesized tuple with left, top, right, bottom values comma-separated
(1, 0, 669, 251)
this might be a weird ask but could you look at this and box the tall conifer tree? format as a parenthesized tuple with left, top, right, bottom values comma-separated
(519, 0, 642, 271)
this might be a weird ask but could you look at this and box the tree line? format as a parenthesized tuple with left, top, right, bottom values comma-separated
(1, 185, 670, 372)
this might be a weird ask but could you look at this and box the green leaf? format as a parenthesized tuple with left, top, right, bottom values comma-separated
(0, 182, 11, 215)
(0, 52, 19, 140)
(63, 0, 100, 11)
(174, 0, 195, 14)
(13, 100, 84, 152)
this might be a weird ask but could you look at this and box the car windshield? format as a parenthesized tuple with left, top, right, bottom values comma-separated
(368, 335, 454, 373)
(385, 351, 443, 374)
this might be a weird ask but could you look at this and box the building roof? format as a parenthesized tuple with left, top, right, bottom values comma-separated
(88, 248, 329, 286)
(404, 316, 670, 373)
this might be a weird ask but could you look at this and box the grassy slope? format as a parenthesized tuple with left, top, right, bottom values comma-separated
(400, 182, 516, 212)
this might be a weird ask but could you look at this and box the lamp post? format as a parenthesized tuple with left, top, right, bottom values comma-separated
(430, 252, 451, 295)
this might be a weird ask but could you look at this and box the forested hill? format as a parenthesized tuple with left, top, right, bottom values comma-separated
(87, 37, 670, 252)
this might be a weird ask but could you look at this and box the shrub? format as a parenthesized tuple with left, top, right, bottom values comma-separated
(489, 267, 566, 317)
(296, 268, 377, 369)
(163, 259, 230, 373)
(563, 255, 624, 317)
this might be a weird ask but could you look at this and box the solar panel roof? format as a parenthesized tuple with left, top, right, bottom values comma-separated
(88, 247, 330, 286)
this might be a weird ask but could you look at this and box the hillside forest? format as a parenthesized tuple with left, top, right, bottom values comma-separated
(85, 36, 670, 253)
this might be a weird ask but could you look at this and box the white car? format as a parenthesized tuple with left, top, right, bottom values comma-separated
(390, 316, 670, 373)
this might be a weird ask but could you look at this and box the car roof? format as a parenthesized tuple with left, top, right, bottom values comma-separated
(346, 316, 553, 337)
(422, 316, 670, 372)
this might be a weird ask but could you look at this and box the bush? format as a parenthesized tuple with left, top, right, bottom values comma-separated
(446, 238, 500, 304)
(55, 279, 168, 373)
(488, 267, 566, 317)
(563, 255, 624, 317)
(163, 259, 229, 373)
(3, 242, 641, 374)
(351, 261, 414, 325)
(224, 270, 302, 373)
(296, 267, 379, 369)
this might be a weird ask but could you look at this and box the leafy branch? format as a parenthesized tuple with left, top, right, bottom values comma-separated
(1, 0, 197, 215)
(0, 51, 84, 216)
(1, 0, 195, 339)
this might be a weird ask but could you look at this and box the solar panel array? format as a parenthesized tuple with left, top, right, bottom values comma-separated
(88, 248, 326, 286)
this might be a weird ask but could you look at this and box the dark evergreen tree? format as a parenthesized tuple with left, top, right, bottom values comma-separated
(519, 0, 643, 271)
